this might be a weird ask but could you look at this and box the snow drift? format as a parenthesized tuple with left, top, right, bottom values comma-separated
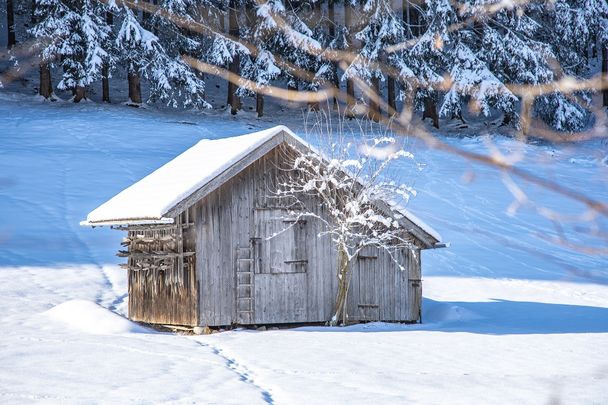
(39, 300, 149, 335)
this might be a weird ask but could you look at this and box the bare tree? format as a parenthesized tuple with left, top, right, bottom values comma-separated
(273, 118, 420, 325)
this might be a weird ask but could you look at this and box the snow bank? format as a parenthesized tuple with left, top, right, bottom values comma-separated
(39, 299, 149, 335)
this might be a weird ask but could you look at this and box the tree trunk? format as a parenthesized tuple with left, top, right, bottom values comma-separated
(387, 76, 396, 114)
(128, 69, 142, 105)
(227, 0, 240, 115)
(306, 1, 322, 112)
(6, 0, 16, 49)
(411, 1, 422, 37)
(142, 0, 152, 31)
(73, 86, 86, 102)
(331, 243, 351, 326)
(603, 45, 608, 107)
(500, 111, 515, 127)
(344, 2, 356, 118)
(328, 0, 339, 109)
(102, 66, 110, 103)
(401, 0, 419, 106)
(368, 76, 381, 122)
(308, 100, 320, 111)
(39, 62, 53, 99)
(102, 11, 113, 103)
(402, 0, 409, 36)
(256, 92, 264, 117)
(287, 81, 297, 104)
(422, 95, 439, 128)
(31, 0, 37, 26)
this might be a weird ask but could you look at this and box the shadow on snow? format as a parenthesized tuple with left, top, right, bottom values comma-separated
(293, 298, 608, 335)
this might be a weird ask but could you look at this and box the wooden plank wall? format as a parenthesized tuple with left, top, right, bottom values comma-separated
(127, 209, 199, 326)
(194, 146, 422, 326)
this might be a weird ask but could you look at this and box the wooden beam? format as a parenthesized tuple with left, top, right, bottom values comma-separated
(117, 252, 195, 259)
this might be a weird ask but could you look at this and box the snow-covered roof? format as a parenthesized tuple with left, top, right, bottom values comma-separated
(81, 125, 441, 246)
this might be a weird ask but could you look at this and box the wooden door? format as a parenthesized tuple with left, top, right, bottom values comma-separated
(252, 208, 308, 324)
(356, 246, 380, 321)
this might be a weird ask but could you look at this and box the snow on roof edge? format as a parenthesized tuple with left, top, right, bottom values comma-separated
(397, 207, 442, 243)
(80, 218, 174, 227)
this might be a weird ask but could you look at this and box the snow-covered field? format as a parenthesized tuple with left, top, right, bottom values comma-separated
(1, 91, 608, 404)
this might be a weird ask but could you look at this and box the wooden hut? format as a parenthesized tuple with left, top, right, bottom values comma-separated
(81, 126, 444, 327)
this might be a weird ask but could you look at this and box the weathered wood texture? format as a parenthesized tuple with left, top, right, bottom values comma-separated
(194, 145, 422, 326)
(126, 210, 199, 326)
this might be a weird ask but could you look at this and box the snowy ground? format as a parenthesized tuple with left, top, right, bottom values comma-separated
(1, 91, 608, 404)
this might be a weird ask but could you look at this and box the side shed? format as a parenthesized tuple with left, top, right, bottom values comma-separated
(81, 126, 443, 327)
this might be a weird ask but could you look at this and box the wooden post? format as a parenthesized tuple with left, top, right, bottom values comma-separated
(6, 0, 16, 49)
(227, 0, 241, 115)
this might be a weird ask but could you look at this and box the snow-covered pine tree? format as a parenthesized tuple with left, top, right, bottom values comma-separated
(344, 0, 405, 120)
(397, 0, 519, 128)
(29, 0, 68, 99)
(29, 0, 114, 102)
(63, 0, 113, 102)
(115, 4, 209, 108)
(475, 0, 606, 131)
(404, 0, 454, 127)
(478, 9, 553, 127)
(202, 0, 250, 113)
(248, 0, 322, 109)
(533, 0, 608, 131)
(238, 0, 282, 117)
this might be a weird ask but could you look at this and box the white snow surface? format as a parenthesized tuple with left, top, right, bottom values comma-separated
(84, 125, 295, 224)
(1, 92, 608, 403)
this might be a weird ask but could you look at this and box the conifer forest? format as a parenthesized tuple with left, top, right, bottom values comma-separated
(1, 0, 607, 135)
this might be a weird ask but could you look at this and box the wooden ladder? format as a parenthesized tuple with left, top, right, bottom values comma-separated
(236, 247, 254, 324)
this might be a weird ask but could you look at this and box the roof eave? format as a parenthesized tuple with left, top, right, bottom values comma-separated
(79, 217, 175, 227)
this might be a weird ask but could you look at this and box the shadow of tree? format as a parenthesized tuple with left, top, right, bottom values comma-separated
(292, 298, 608, 335)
